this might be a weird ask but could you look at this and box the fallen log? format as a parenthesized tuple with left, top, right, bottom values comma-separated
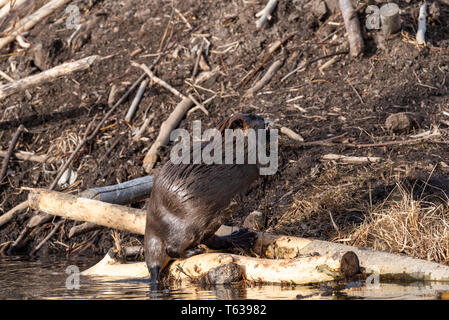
(27, 189, 449, 282)
(256, 236, 449, 282)
(82, 249, 359, 285)
(0, 55, 101, 100)
(79, 175, 154, 205)
(27, 188, 146, 235)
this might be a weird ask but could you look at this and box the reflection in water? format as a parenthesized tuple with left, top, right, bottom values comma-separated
(0, 256, 448, 300)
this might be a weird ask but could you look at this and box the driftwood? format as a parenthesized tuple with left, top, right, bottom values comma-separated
(0, 0, 71, 50)
(67, 176, 154, 237)
(142, 97, 194, 173)
(339, 0, 364, 57)
(82, 249, 359, 284)
(27, 188, 449, 282)
(0, 55, 101, 100)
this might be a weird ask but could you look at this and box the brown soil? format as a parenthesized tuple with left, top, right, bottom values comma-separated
(0, 0, 449, 263)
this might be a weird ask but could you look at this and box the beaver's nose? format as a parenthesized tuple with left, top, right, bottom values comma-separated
(264, 119, 275, 129)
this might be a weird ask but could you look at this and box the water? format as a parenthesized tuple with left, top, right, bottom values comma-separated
(0, 256, 448, 300)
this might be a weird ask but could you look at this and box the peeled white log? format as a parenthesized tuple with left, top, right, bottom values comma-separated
(27, 188, 146, 235)
(27, 188, 449, 282)
(82, 250, 353, 284)
(416, 3, 427, 45)
(259, 236, 449, 282)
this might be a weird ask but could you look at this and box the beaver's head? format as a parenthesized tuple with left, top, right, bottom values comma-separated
(217, 113, 266, 133)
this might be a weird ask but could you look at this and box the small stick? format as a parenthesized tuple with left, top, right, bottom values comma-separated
(0, 150, 58, 164)
(239, 33, 293, 89)
(339, 0, 364, 57)
(255, 0, 278, 29)
(131, 62, 185, 100)
(0, 124, 24, 183)
(99, 134, 124, 162)
(108, 84, 118, 107)
(132, 61, 206, 114)
(416, 3, 428, 45)
(174, 8, 192, 30)
(192, 41, 204, 78)
(124, 79, 148, 123)
(246, 59, 283, 96)
(68, 222, 100, 239)
(132, 113, 155, 142)
(0, 70, 14, 82)
(0, 200, 28, 228)
(280, 126, 304, 142)
(348, 82, 364, 105)
(30, 220, 64, 256)
(0, 0, 71, 51)
(0, 55, 101, 100)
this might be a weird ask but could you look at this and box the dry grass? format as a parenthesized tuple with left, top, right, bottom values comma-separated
(347, 183, 449, 265)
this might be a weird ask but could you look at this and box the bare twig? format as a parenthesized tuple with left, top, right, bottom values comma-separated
(246, 59, 284, 96)
(255, 0, 278, 29)
(239, 33, 293, 89)
(280, 126, 304, 142)
(125, 79, 149, 123)
(30, 220, 64, 256)
(0, 124, 24, 183)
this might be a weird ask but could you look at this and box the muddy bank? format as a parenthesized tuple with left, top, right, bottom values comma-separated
(0, 0, 448, 263)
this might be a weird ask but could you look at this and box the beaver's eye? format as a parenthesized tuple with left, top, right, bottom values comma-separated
(229, 119, 244, 129)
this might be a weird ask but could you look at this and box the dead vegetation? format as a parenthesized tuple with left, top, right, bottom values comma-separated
(349, 182, 449, 265)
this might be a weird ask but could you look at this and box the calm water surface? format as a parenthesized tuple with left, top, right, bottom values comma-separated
(0, 256, 448, 300)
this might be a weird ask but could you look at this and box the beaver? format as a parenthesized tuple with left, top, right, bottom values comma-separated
(145, 114, 266, 287)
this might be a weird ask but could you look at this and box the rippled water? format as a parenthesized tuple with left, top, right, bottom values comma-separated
(0, 256, 448, 300)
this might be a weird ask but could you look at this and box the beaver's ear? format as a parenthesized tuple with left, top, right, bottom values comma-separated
(228, 117, 246, 130)
(217, 114, 248, 131)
